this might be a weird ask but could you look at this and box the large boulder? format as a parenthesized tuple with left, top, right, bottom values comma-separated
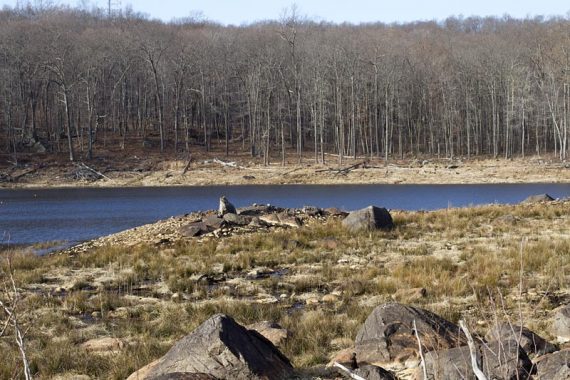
(354, 303, 467, 364)
(342, 206, 394, 232)
(535, 349, 570, 379)
(218, 196, 237, 216)
(552, 305, 570, 343)
(422, 339, 534, 380)
(485, 322, 557, 357)
(522, 194, 555, 204)
(146, 314, 294, 380)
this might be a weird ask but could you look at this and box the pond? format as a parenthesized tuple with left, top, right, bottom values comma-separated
(1, 183, 568, 245)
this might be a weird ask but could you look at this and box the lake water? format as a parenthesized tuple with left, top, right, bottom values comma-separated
(1, 184, 569, 245)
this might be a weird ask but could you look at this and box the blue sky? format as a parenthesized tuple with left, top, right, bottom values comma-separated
(2, 0, 569, 24)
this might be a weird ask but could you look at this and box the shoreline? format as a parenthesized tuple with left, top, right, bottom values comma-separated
(2, 156, 570, 189)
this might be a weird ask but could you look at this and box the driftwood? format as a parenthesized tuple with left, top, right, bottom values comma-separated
(74, 162, 111, 181)
(206, 158, 246, 170)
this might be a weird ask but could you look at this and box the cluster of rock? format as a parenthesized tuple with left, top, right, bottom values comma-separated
(127, 302, 570, 379)
(177, 197, 348, 239)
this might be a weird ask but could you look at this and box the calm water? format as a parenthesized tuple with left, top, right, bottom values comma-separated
(1, 184, 569, 245)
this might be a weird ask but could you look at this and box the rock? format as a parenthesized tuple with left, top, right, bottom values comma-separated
(222, 213, 251, 226)
(535, 349, 570, 379)
(259, 213, 302, 228)
(237, 205, 279, 216)
(485, 322, 557, 356)
(392, 287, 427, 303)
(354, 303, 467, 364)
(522, 193, 555, 204)
(552, 305, 570, 343)
(179, 222, 209, 237)
(324, 207, 349, 217)
(302, 206, 323, 217)
(247, 321, 290, 347)
(146, 314, 294, 380)
(81, 337, 124, 352)
(422, 339, 534, 380)
(218, 196, 237, 216)
(354, 364, 397, 380)
(203, 215, 225, 230)
(342, 206, 394, 232)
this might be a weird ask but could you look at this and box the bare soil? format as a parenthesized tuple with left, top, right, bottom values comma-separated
(2, 147, 570, 188)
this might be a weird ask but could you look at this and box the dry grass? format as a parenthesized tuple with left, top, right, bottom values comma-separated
(1, 200, 570, 378)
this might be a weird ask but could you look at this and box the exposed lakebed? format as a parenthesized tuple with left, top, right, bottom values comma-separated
(1, 183, 569, 245)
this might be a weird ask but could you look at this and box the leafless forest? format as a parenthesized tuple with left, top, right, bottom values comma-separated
(1, 4, 570, 165)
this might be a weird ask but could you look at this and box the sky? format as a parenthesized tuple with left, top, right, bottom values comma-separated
(1, 0, 569, 25)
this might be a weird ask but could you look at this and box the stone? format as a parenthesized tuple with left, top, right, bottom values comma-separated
(179, 222, 209, 237)
(222, 213, 251, 226)
(522, 193, 555, 204)
(203, 215, 225, 230)
(259, 213, 302, 228)
(354, 303, 467, 364)
(324, 207, 349, 217)
(146, 314, 294, 380)
(81, 337, 124, 352)
(553, 305, 570, 343)
(218, 196, 236, 216)
(422, 339, 534, 380)
(302, 206, 323, 217)
(485, 322, 557, 356)
(342, 206, 394, 232)
(237, 205, 279, 216)
(247, 321, 290, 347)
(353, 364, 397, 380)
(535, 349, 570, 379)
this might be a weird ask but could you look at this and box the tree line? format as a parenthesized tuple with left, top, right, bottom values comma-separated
(1, 3, 569, 165)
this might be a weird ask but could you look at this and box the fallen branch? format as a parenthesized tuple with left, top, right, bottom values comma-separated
(414, 320, 428, 380)
(332, 362, 366, 380)
(76, 162, 111, 181)
(459, 320, 488, 380)
(210, 158, 246, 170)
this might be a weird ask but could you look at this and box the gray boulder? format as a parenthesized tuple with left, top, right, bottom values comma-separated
(552, 305, 570, 343)
(423, 339, 534, 380)
(485, 322, 557, 357)
(179, 222, 210, 237)
(354, 303, 467, 364)
(522, 194, 555, 204)
(535, 349, 570, 379)
(342, 206, 394, 232)
(146, 314, 294, 380)
(218, 196, 237, 216)
(222, 213, 252, 226)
